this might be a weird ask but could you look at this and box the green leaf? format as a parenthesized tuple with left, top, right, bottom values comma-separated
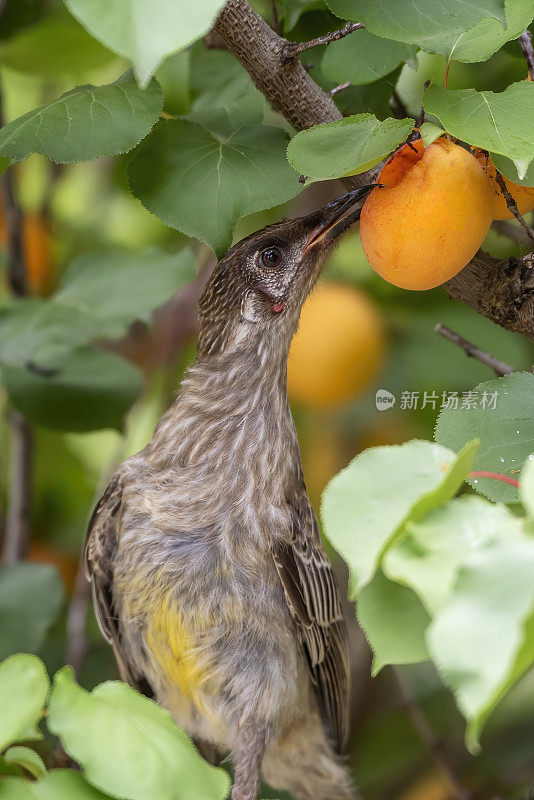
(0, 771, 114, 799)
(428, 536, 534, 752)
(0, 15, 116, 76)
(286, 114, 413, 181)
(157, 51, 191, 116)
(445, 0, 534, 63)
(321, 439, 478, 595)
(419, 121, 443, 147)
(434, 373, 534, 503)
(330, 73, 396, 121)
(0, 564, 63, 661)
(0, 654, 49, 751)
(189, 46, 265, 128)
(188, 45, 265, 135)
(520, 455, 534, 518)
(325, 0, 508, 57)
(0, 247, 196, 368)
(0, 300, 94, 367)
(423, 82, 534, 179)
(0, 71, 163, 164)
(187, 73, 264, 137)
(322, 30, 413, 87)
(190, 44, 257, 102)
(492, 151, 534, 187)
(129, 119, 301, 256)
(53, 247, 197, 338)
(357, 569, 430, 675)
(3, 747, 46, 780)
(384, 496, 522, 615)
(65, 0, 227, 88)
(48, 668, 231, 800)
(2, 346, 143, 432)
(277, 0, 324, 31)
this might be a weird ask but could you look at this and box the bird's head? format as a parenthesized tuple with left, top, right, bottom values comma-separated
(198, 185, 375, 358)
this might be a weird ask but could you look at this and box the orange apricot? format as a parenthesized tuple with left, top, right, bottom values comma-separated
(481, 157, 534, 220)
(360, 137, 494, 290)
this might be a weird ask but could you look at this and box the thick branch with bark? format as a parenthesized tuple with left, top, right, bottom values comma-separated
(214, 0, 534, 342)
(443, 251, 534, 340)
(215, 0, 343, 132)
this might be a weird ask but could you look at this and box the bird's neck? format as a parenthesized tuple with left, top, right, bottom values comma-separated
(148, 339, 300, 485)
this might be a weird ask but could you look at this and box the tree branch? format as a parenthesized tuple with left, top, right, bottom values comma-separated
(3, 411, 32, 563)
(215, 0, 345, 131)
(493, 167, 534, 243)
(329, 80, 352, 97)
(443, 250, 534, 340)
(0, 102, 26, 297)
(214, 0, 534, 342)
(65, 557, 90, 678)
(0, 72, 33, 564)
(493, 219, 534, 246)
(435, 323, 515, 377)
(392, 668, 472, 800)
(281, 22, 364, 63)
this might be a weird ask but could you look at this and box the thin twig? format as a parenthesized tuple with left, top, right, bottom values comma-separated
(281, 22, 364, 62)
(0, 70, 33, 564)
(329, 81, 351, 97)
(392, 667, 472, 800)
(435, 323, 515, 377)
(203, 29, 227, 49)
(3, 411, 32, 563)
(65, 429, 136, 676)
(65, 559, 91, 678)
(493, 219, 534, 246)
(405, 80, 429, 148)
(493, 168, 534, 243)
(271, 0, 281, 35)
(519, 29, 534, 79)
(0, 125, 25, 296)
(391, 90, 411, 119)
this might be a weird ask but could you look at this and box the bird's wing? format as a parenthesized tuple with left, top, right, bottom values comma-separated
(273, 499, 350, 753)
(85, 476, 221, 765)
(84, 474, 139, 687)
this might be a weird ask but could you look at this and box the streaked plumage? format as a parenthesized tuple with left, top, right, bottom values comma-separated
(85, 189, 371, 800)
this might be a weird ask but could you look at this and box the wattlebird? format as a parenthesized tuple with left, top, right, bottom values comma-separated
(85, 186, 373, 800)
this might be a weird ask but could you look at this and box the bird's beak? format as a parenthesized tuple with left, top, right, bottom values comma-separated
(304, 185, 376, 253)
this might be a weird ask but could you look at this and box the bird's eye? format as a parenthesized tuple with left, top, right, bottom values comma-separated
(260, 247, 282, 268)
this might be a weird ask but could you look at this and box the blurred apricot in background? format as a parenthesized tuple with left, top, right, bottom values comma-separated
(287, 282, 385, 410)
(0, 208, 55, 295)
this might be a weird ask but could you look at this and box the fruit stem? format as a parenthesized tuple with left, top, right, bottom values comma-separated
(493, 168, 534, 243)
(444, 59, 451, 88)
(469, 471, 520, 488)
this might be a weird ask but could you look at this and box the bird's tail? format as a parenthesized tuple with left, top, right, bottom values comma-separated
(261, 719, 362, 800)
